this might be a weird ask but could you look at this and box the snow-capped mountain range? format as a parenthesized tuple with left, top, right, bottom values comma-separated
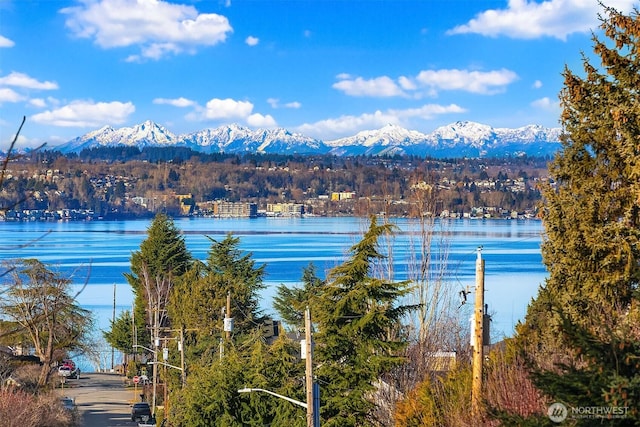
(54, 120, 563, 158)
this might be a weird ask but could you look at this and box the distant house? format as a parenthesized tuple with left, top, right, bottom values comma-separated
(266, 203, 305, 216)
(331, 191, 356, 201)
(213, 202, 258, 218)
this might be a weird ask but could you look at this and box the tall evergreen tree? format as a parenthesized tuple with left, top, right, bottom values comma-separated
(203, 233, 266, 335)
(169, 234, 265, 357)
(313, 216, 415, 427)
(103, 310, 134, 354)
(273, 263, 324, 329)
(517, 6, 640, 423)
(124, 213, 192, 348)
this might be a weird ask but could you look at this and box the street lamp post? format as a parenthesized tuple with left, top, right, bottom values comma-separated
(148, 361, 183, 372)
(238, 388, 307, 409)
(133, 344, 156, 354)
(238, 307, 319, 427)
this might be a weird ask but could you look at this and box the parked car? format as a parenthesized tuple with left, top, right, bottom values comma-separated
(59, 396, 76, 412)
(58, 363, 80, 379)
(138, 416, 157, 426)
(58, 365, 72, 377)
(131, 402, 152, 422)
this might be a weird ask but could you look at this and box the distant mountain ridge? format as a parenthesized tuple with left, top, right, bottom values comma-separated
(54, 120, 563, 158)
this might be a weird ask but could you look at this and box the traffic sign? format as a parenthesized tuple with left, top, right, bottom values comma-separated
(133, 376, 140, 384)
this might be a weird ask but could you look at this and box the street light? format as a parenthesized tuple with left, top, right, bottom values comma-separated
(238, 387, 307, 409)
(148, 361, 183, 372)
(133, 344, 156, 354)
(238, 307, 319, 427)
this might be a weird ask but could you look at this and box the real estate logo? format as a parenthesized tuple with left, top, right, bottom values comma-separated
(548, 402, 568, 423)
(548, 402, 629, 422)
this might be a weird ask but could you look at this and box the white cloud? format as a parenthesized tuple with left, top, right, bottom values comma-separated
(334, 69, 517, 99)
(0, 88, 24, 104)
(390, 103, 467, 120)
(414, 68, 517, 94)
(398, 76, 417, 91)
(153, 97, 196, 107)
(297, 103, 465, 139)
(333, 75, 406, 97)
(531, 96, 559, 111)
(61, 0, 233, 61)
(247, 113, 276, 127)
(297, 111, 394, 139)
(203, 98, 254, 120)
(267, 98, 301, 109)
(29, 98, 47, 108)
(245, 36, 259, 46)
(533, 80, 543, 89)
(0, 72, 58, 90)
(31, 100, 135, 127)
(447, 0, 638, 40)
(0, 35, 14, 48)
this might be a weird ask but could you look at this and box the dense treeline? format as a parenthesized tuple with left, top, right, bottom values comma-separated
(3, 147, 550, 218)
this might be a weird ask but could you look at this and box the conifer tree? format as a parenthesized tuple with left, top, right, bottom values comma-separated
(169, 331, 305, 426)
(517, 6, 640, 422)
(273, 263, 324, 329)
(203, 233, 266, 335)
(170, 234, 265, 342)
(170, 346, 246, 427)
(103, 310, 133, 353)
(313, 216, 415, 427)
(124, 213, 191, 348)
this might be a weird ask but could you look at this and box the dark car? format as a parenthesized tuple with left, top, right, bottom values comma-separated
(59, 397, 76, 412)
(131, 402, 152, 422)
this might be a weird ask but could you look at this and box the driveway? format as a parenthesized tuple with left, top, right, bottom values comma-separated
(60, 372, 140, 427)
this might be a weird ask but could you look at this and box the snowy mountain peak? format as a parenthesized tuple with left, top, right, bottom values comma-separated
(432, 121, 494, 141)
(54, 121, 562, 158)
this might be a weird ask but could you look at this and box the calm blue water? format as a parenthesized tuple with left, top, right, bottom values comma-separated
(0, 217, 546, 370)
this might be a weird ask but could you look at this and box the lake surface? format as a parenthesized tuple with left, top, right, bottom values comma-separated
(0, 216, 547, 370)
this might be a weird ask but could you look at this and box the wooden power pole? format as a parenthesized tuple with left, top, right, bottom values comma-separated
(471, 247, 485, 417)
(304, 307, 318, 427)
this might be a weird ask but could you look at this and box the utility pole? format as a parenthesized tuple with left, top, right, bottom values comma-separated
(471, 247, 485, 417)
(152, 306, 159, 416)
(180, 327, 186, 388)
(132, 302, 137, 367)
(304, 307, 319, 427)
(225, 291, 232, 340)
(111, 283, 116, 372)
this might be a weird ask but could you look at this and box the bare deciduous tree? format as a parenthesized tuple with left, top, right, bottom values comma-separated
(0, 259, 93, 386)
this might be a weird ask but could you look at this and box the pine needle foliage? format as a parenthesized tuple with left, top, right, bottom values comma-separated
(312, 215, 415, 427)
(124, 213, 192, 347)
(273, 263, 325, 329)
(517, 5, 640, 424)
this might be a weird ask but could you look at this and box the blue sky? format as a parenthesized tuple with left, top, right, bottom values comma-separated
(1, 0, 638, 148)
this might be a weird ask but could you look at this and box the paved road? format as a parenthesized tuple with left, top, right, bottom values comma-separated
(60, 372, 140, 427)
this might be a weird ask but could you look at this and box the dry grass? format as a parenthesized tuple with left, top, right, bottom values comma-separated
(0, 388, 78, 427)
